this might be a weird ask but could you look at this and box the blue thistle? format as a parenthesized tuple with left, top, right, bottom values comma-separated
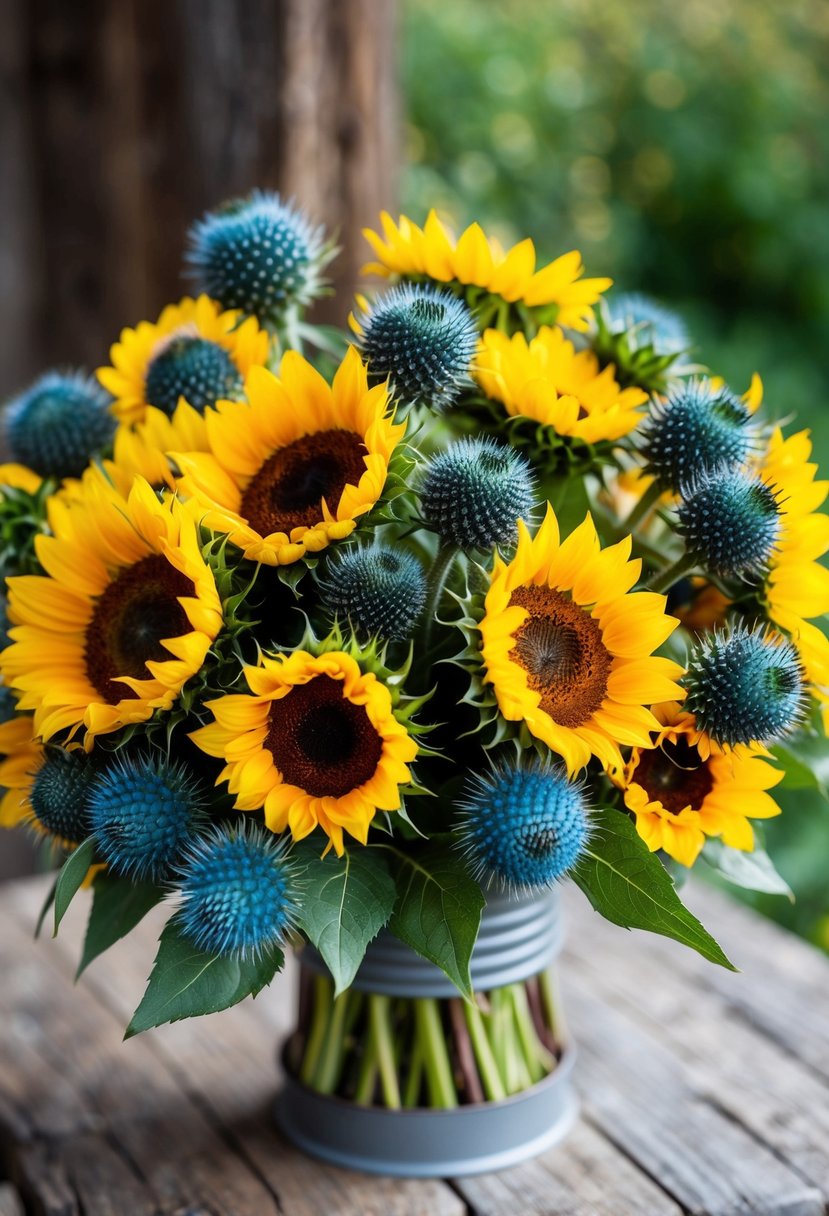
(89, 755, 206, 881)
(144, 336, 244, 417)
(4, 371, 116, 480)
(175, 822, 299, 959)
(356, 284, 478, 409)
(457, 758, 589, 890)
(684, 625, 806, 747)
(419, 437, 535, 550)
(29, 748, 98, 845)
(605, 293, 689, 356)
(186, 190, 326, 325)
(319, 544, 427, 641)
(678, 472, 780, 578)
(642, 379, 754, 492)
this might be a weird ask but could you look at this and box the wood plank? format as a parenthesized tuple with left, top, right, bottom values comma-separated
(0, 1184, 25, 1216)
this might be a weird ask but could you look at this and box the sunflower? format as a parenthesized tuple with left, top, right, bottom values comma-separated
(362, 211, 611, 331)
(0, 464, 43, 496)
(479, 504, 683, 773)
(97, 400, 210, 498)
(612, 702, 782, 867)
(0, 476, 222, 743)
(97, 295, 270, 425)
(173, 346, 404, 566)
(190, 650, 418, 855)
(0, 713, 42, 829)
(475, 326, 647, 444)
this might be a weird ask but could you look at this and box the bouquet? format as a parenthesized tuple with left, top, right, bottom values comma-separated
(1, 194, 827, 1111)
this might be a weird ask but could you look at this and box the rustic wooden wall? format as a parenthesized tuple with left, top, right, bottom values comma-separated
(0, 0, 399, 402)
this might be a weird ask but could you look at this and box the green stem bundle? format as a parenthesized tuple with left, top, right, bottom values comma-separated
(292, 965, 562, 1109)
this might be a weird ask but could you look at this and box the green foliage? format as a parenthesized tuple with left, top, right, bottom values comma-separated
(382, 842, 485, 998)
(53, 837, 96, 935)
(571, 806, 735, 969)
(126, 917, 283, 1036)
(293, 843, 398, 994)
(78, 874, 165, 977)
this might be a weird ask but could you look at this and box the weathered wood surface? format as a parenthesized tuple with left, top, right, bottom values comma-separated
(1, 876, 828, 1216)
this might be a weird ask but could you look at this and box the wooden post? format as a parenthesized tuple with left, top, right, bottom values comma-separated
(0, 0, 398, 400)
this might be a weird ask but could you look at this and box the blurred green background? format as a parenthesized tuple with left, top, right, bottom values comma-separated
(402, 0, 829, 948)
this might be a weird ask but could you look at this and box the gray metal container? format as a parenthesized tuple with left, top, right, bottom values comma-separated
(275, 886, 577, 1177)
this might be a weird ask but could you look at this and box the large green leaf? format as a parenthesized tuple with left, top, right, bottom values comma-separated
(701, 839, 794, 901)
(126, 917, 283, 1037)
(53, 836, 96, 936)
(383, 844, 485, 999)
(78, 875, 166, 977)
(571, 806, 735, 970)
(293, 843, 397, 996)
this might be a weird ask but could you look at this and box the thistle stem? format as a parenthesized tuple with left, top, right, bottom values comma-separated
(649, 553, 697, 594)
(416, 998, 458, 1109)
(299, 974, 332, 1086)
(311, 988, 350, 1094)
(354, 1018, 378, 1106)
(422, 542, 460, 656)
(463, 998, 507, 1102)
(370, 995, 401, 1109)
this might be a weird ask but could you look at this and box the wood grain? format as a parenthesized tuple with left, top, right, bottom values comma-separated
(2, 875, 829, 1215)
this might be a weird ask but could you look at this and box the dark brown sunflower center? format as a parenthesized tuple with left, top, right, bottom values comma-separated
(266, 674, 383, 797)
(84, 554, 193, 704)
(240, 430, 367, 536)
(509, 586, 611, 728)
(633, 736, 714, 816)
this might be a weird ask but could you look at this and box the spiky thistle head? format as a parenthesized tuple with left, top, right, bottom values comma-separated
(419, 436, 535, 550)
(144, 335, 245, 417)
(175, 821, 300, 959)
(88, 754, 206, 881)
(319, 543, 427, 641)
(185, 190, 327, 326)
(29, 747, 98, 846)
(684, 625, 806, 747)
(605, 293, 689, 356)
(678, 471, 781, 579)
(355, 284, 478, 409)
(457, 756, 590, 890)
(642, 378, 755, 493)
(4, 371, 116, 480)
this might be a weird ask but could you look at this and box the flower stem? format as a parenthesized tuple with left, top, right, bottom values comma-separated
(416, 998, 458, 1109)
(402, 1034, 424, 1107)
(370, 995, 402, 1109)
(311, 988, 350, 1094)
(649, 552, 697, 594)
(299, 974, 332, 1086)
(463, 999, 507, 1102)
(620, 478, 664, 534)
(422, 542, 460, 656)
(354, 1017, 378, 1106)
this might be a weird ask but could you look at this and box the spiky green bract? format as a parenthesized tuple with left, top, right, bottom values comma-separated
(145, 336, 244, 417)
(684, 625, 806, 747)
(642, 379, 754, 493)
(457, 756, 589, 890)
(4, 371, 115, 480)
(29, 748, 98, 846)
(89, 755, 206, 881)
(678, 472, 780, 578)
(175, 821, 299, 959)
(186, 190, 328, 326)
(319, 544, 427, 642)
(356, 284, 477, 409)
(419, 437, 535, 551)
(592, 295, 689, 393)
(0, 475, 53, 580)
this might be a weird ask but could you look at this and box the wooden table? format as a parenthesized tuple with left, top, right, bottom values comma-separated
(1, 875, 827, 1216)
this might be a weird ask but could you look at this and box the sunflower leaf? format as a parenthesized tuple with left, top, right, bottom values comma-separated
(125, 916, 283, 1037)
(53, 836, 96, 936)
(700, 840, 795, 901)
(293, 843, 397, 996)
(383, 844, 485, 999)
(77, 875, 166, 978)
(571, 806, 736, 970)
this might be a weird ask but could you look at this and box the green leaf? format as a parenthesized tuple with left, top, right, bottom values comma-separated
(383, 844, 485, 999)
(77, 875, 166, 977)
(701, 839, 794, 901)
(126, 917, 283, 1037)
(34, 876, 58, 940)
(293, 843, 397, 996)
(773, 737, 829, 798)
(571, 806, 736, 970)
(53, 837, 96, 936)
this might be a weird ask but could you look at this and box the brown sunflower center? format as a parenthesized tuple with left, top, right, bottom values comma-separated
(266, 673, 383, 797)
(84, 554, 193, 704)
(509, 586, 611, 728)
(633, 736, 714, 816)
(240, 430, 367, 536)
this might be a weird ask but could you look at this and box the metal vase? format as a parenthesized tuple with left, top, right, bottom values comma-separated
(274, 887, 577, 1177)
